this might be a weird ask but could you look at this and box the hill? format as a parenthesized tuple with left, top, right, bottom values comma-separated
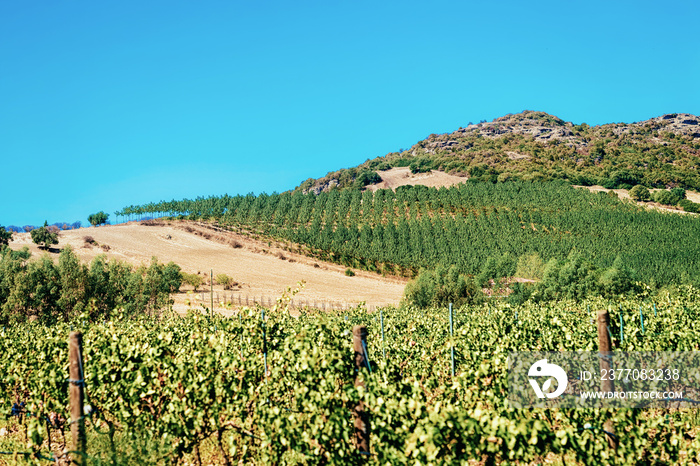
(7, 222, 405, 312)
(297, 110, 700, 194)
(117, 180, 700, 288)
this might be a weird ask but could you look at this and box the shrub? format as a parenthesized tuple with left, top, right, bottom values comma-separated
(182, 273, 203, 291)
(409, 157, 433, 174)
(215, 273, 237, 290)
(515, 252, 546, 280)
(531, 252, 638, 302)
(30, 221, 59, 250)
(476, 253, 516, 287)
(0, 249, 180, 324)
(679, 199, 700, 213)
(629, 185, 651, 202)
(345, 268, 355, 277)
(670, 187, 686, 203)
(354, 170, 383, 188)
(652, 190, 677, 205)
(0, 227, 12, 247)
(403, 265, 482, 308)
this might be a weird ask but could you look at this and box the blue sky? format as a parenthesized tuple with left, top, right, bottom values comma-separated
(2, 0, 699, 227)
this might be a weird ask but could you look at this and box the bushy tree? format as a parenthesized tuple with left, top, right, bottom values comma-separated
(88, 211, 109, 226)
(143, 257, 182, 312)
(515, 252, 546, 280)
(215, 273, 236, 290)
(629, 185, 651, 202)
(679, 199, 700, 213)
(353, 170, 382, 188)
(182, 273, 204, 291)
(532, 252, 638, 302)
(604, 169, 641, 189)
(409, 157, 433, 174)
(57, 246, 88, 318)
(652, 190, 677, 205)
(0, 226, 12, 248)
(598, 255, 637, 297)
(670, 187, 686, 203)
(533, 251, 599, 301)
(477, 253, 516, 287)
(30, 221, 59, 250)
(403, 265, 482, 308)
(0, 247, 184, 324)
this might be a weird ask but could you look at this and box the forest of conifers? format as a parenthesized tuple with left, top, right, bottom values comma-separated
(120, 180, 700, 287)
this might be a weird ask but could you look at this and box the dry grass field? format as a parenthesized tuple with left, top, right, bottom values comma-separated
(9, 221, 406, 314)
(365, 167, 468, 191)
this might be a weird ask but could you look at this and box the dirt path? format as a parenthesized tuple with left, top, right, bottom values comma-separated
(9, 221, 406, 313)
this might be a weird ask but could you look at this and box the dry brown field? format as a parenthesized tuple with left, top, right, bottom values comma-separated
(9, 221, 406, 314)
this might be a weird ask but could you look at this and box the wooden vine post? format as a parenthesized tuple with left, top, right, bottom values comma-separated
(69, 331, 87, 464)
(352, 325, 370, 458)
(596, 309, 618, 450)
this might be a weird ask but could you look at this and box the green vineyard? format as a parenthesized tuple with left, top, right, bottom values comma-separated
(120, 181, 700, 286)
(2, 289, 700, 464)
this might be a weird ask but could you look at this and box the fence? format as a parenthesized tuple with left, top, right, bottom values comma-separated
(197, 291, 380, 312)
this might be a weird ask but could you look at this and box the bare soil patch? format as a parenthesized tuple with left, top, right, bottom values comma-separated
(9, 221, 406, 314)
(366, 167, 467, 192)
(574, 185, 699, 215)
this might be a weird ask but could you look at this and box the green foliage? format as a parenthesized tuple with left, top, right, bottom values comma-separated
(122, 181, 700, 287)
(671, 187, 686, 202)
(344, 268, 355, 276)
(603, 169, 641, 189)
(29, 221, 59, 250)
(57, 246, 88, 318)
(534, 252, 599, 301)
(215, 273, 236, 290)
(652, 189, 678, 205)
(679, 199, 700, 213)
(409, 157, 433, 174)
(404, 265, 482, 308)
(0, 249, 180, 324)
(532, 252, 638, 301)
(88, 211, 109, 226)
(476, 253, 516, 286)
(628, 184, 651, 201)
(652, 187, 685, 206)
(182, 272, 204, 291)
(598, 255, 637, 297)
(0, 226, 12, 247)
(515, 252, 546, 280)
(2, 294, 700, 464)
(353, 170, 382, 188)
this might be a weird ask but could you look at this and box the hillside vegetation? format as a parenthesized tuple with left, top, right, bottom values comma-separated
(112, 111, 700, 304)
(121, 181, 700, 290)
(3, 292, 700, 464)
(297, 111, 700, 194)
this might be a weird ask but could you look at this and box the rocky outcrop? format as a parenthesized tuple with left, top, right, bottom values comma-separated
(302, 178, 338, 195)
(645, 113, 700, 138)
(419, 111, 700, 154)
